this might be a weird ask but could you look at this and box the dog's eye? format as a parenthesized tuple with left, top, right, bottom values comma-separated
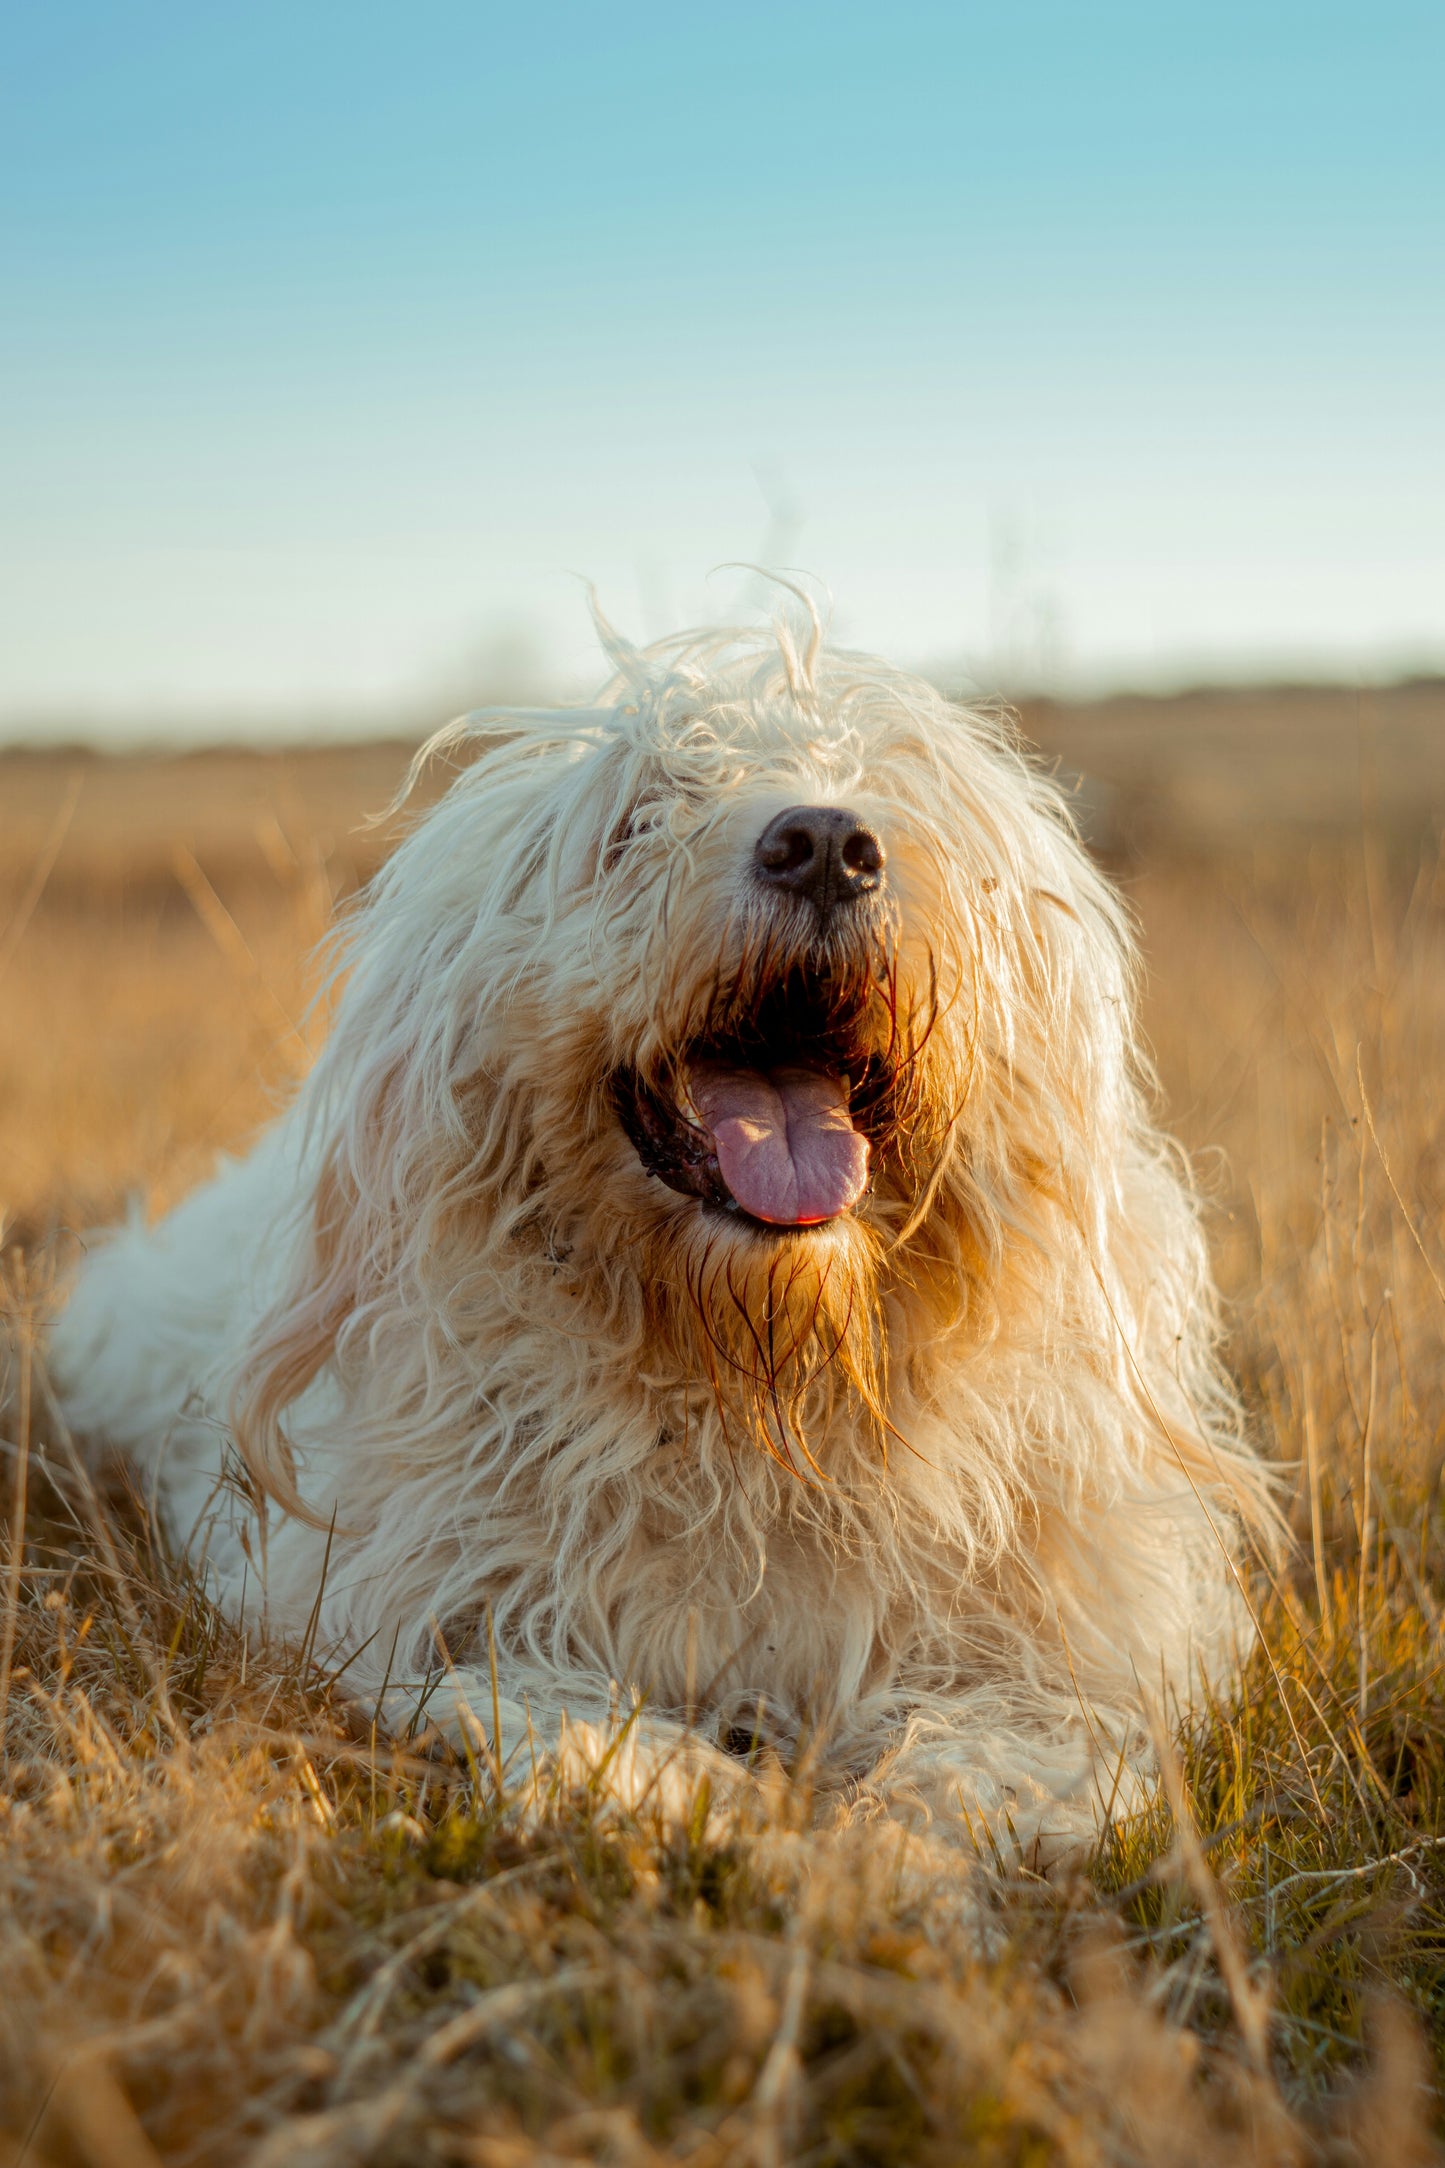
(602, 805, 645, 873)
(601, 787, 708, 875)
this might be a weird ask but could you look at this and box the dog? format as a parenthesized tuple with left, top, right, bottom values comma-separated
(49, 600, 1271, 1853)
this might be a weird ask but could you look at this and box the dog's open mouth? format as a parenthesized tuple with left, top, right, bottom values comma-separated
(686, 1063, 867, 1224)
(613, 970, 902, 1229)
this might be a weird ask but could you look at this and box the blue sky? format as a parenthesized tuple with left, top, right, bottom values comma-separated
(3, 1, 1441, 732)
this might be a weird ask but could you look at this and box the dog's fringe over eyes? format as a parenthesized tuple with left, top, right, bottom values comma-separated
(50, 602, 1277, 1853)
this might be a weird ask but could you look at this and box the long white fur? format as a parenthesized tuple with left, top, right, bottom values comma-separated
(50, 608, 1272, 1853)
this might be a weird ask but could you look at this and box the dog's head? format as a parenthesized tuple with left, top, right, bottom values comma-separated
(239, 606, 1140, 1491)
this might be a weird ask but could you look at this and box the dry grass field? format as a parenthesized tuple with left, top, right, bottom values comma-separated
(3, 680, 1445, 2165)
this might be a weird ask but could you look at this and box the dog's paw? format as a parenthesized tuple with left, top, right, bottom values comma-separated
(368, 1672, 755, 1833)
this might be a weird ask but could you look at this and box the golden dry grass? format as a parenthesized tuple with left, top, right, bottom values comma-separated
(2, 700, 1445, 2165)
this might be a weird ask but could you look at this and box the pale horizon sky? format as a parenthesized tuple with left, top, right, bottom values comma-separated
(3, 2, 1442, 740)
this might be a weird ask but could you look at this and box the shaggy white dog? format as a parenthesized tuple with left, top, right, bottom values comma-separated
(51, 603, 1270, 1853)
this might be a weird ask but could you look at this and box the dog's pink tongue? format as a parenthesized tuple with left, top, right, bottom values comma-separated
(690, 1065, 869, 1225)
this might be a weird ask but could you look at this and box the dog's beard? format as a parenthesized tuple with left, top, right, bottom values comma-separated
(607, 926, 947, 1475)
(653, 1207, 888, 1478)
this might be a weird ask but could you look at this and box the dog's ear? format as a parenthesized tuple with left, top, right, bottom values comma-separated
(229, 1146, 365, 1527)
(893, 858, 1136, 1346)
(227, 734, 539, 1519)
(914, 861, 1280, 1551)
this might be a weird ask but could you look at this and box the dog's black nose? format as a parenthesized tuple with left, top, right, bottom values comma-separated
(752, 805, 884, 914)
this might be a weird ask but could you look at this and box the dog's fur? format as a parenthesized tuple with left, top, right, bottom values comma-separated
(50, 605, 1271, 1850)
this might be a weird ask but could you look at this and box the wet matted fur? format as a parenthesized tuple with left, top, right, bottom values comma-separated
(50, 603, 1272, 1853)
